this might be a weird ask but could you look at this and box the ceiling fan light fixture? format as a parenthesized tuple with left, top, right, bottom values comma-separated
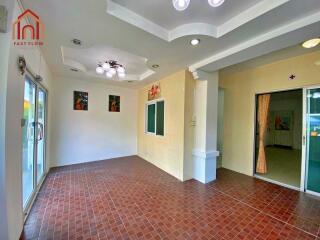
(102, 62, 111, 71)
(118, 72, 126, 78)
(106, 71, 113, 78)
(117, 66, 125, 73)
(172, 0, 190, 11)
(108, 68, 117, 76)
(208, 0, 225, 7)
(302, 38, 320, 49)
(96, 66, 104, 74)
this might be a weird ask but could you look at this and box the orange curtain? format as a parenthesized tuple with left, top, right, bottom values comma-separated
(256, 94, 271, 174)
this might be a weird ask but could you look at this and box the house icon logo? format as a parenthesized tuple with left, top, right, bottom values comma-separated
(12, 9, 44, 46)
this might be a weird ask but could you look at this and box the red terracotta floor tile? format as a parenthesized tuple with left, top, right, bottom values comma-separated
(21, 156, 320, 240)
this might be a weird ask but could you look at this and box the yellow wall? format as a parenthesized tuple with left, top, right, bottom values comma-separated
(219, 51, 320, 176)
(183, 71, 195, 180)
(138, 70, 188, 180)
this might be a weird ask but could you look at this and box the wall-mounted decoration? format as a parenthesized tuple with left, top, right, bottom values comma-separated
(275, 113, 291, 131)
(73, 91, 88, 111)
(289, 74, 296, 80)
(148, 84, 161, 101)
(109, 95, 120, 112)
(18, 56, 26, 75)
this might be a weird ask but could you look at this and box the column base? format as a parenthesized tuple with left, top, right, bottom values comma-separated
(192, 149, 219, 184)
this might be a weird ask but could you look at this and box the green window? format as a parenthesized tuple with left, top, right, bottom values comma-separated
(146, 100, 164, 136)
(147, 104, 156, 133)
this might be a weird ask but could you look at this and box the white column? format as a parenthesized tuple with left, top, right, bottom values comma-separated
(192, 70, 219, 184)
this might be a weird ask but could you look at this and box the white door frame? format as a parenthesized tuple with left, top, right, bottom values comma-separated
(302, 85, 320, 197)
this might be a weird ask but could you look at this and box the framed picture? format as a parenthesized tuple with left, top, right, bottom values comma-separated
(275, 113, 291, 131)
(109, 95, 120, 112)
(73, 91, 88, 111)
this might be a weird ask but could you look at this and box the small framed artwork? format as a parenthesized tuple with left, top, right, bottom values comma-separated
(73, 91, 88, 111)
(109, 95, 120, 112)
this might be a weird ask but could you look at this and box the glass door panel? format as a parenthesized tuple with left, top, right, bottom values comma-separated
(36, 89, 46, 183)
(306, 88, 320, 193)
(22, 76, 36, 207)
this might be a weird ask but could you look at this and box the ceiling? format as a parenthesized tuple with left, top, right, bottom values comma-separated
(21, 0, 320, 88)
(221, 45, 320, 75)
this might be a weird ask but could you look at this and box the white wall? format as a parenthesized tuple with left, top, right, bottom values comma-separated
(1, 1, 53, 239)
(50, 77, 138, 167)
(0, 1, 13, 239)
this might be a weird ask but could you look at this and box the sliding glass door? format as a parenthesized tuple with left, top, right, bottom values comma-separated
(22, 74, 47, 209)
(22, 76, 36, 207)
(305, 88, 320, 195)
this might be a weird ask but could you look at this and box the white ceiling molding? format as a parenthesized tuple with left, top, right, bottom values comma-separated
(61, 45, 155, 82)
(217, 0, 290, 37)
(106, 0, 290, 42)
(189, 10, 320, 74)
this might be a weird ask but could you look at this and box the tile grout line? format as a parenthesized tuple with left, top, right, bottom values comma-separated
(214, 187, 318, 238)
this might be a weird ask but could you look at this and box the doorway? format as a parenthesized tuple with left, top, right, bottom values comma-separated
(255, 89, 303, 188)
(22, 72, 47, 212)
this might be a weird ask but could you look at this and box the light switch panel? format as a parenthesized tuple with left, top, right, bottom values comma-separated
(0, 5, 8, 33)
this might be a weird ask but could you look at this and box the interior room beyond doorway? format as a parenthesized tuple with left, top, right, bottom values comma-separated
(255, 89, 302, 188)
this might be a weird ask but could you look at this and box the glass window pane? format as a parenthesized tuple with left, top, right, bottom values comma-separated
(22, 77, 36, 207)
(37, 89, 46, 183)
(147, 104, 155, 133)
(306, 88, 320, 193)
(156, 101, 164, 136)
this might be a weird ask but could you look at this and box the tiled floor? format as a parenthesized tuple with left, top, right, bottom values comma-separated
(21, 156, 320, 240)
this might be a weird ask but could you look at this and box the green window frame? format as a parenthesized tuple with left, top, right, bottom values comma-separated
(146, 100, 165, 136)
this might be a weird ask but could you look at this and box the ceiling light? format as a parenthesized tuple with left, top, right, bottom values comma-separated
(109, 68, 116, 76)
(172, 0, 190, 11)
(96, 60, 126, 80)
(70, 68, 79, 72)
(118, 72, 126, 78)
(152, 64, 160, 69)
(208, 0, 225, 7)
(190, 39, 200, 46)
(117, 66, 125, 74)
(106, 71, 113, 78)
(302, 38, 320, 49)
(102, 62, 111, 71)
(96, 66, 104, 74)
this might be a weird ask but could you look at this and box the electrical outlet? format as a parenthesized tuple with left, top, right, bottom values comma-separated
(0, 5, 8, 33)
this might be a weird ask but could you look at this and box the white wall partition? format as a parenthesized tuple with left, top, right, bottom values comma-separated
(50, 77, 138, 167)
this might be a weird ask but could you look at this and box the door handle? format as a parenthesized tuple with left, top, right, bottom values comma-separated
(36, 122, 44, 141)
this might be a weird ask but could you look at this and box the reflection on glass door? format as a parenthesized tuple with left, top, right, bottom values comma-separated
(22, 76, 36, 207)
(36, 88, 46, 183)
(22, 74, 47, 210)
(306, 88, 320, 194)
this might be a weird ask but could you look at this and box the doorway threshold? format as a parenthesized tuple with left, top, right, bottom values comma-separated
(254, 174, 300, 191)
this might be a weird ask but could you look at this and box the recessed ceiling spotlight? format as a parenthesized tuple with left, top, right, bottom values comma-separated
(172, 0, 190, 11)
(208, 0, 225, 7)
(70, 68, 79, 72)
(71, 38, 82, 46)
(190, 39, 200, 46)
(152, 64, 160, 69)
(302, 38, 320, 49)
